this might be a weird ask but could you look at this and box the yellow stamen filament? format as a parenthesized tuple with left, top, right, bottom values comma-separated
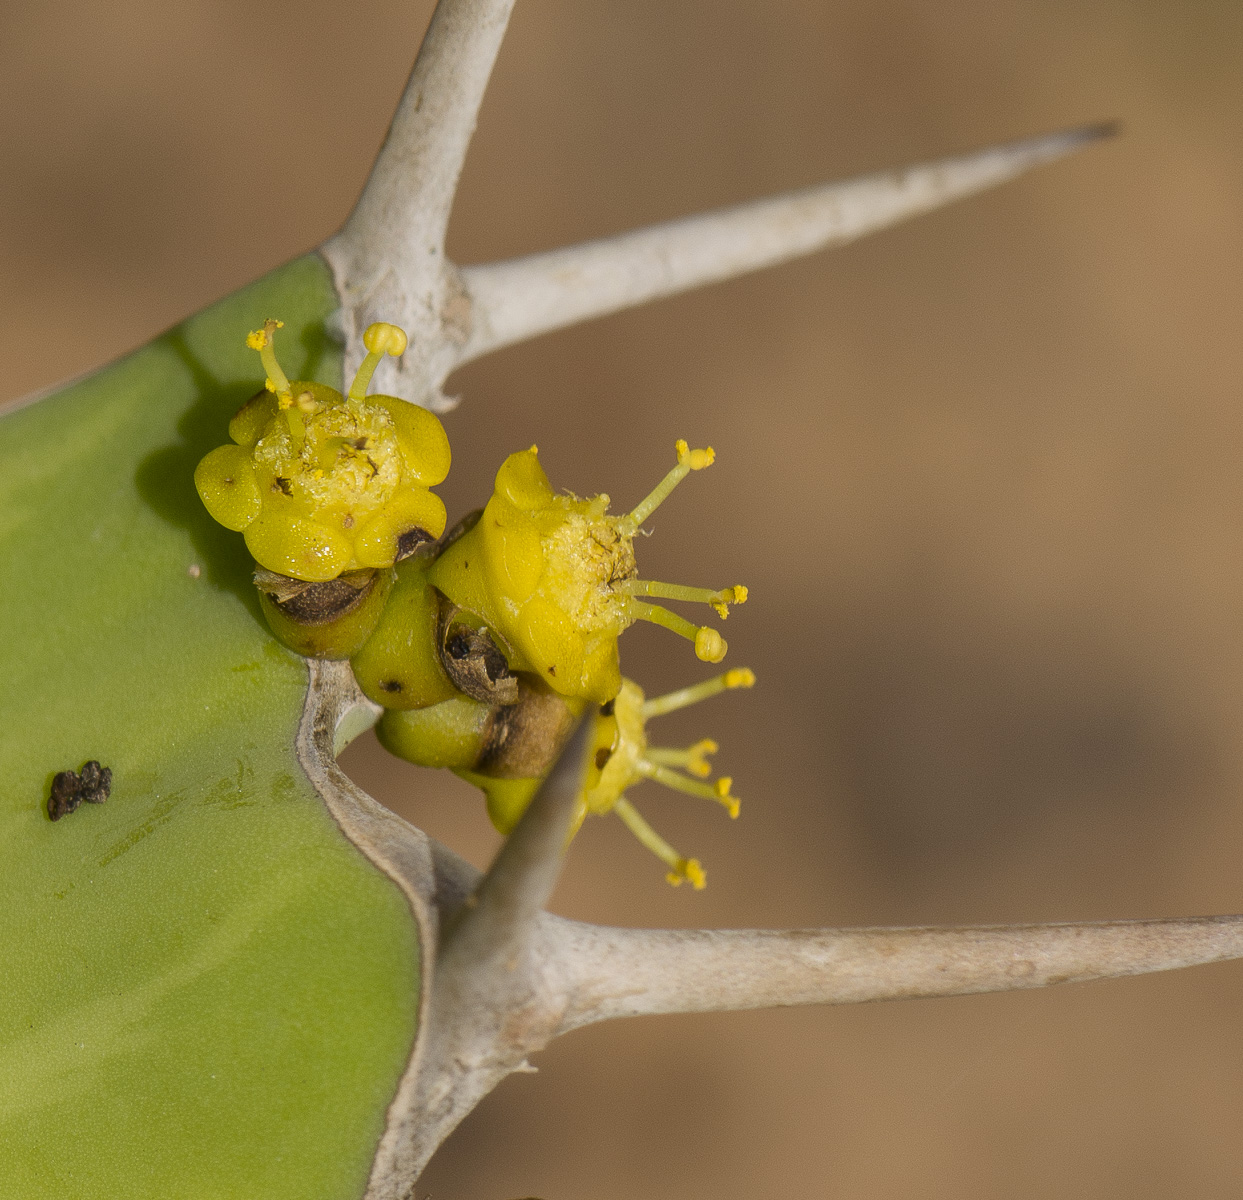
(613, 798, 706, 889)
(348, 321, 409, 401)
(626, 600, 727, 662)
(620, 438, 715, 533)
(636, 760, 740, 818)
(646, 738, 718, 778)
(618, 579, 748, 618)
(248, 319, 290, 398)
(641, 667, 756, 719)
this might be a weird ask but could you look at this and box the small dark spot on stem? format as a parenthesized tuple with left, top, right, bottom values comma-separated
(48, 761, 112, 821)
(380, 680, 403, 694)
(595, 747, 612, 770)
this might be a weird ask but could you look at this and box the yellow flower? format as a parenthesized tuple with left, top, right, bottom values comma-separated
(194, 320, 450, 582)
(427, 441, 747, 703)
(578, 671, 754, 887)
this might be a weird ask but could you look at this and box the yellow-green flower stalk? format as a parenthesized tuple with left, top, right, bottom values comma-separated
(427, 441, 747, 704)
(195, 320, 451, 582)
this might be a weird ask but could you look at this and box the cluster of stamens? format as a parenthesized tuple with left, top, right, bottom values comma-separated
(609, 441, 748, 663)
(583, 668, 755, 888)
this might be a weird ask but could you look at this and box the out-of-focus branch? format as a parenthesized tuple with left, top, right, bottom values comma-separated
(550, 915, 1243, 1031)
(453, 124, 1115, 369)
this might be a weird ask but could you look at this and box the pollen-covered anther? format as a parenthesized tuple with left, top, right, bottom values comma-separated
(612, 796, 707, 890)
(617, 578, 749, 620)
(620, 438, 716, 536)
(248, 318, 291, 400)
(245, 318, 283, 352)
(675, 438, 715, 472)
(711, 584, 748, 618)
(685, 738, 718, 777)
(668, 858, 707, 890)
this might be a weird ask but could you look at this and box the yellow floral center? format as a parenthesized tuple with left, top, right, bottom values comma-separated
(538, 502, 638, 634)
(251, 396, 403, 516)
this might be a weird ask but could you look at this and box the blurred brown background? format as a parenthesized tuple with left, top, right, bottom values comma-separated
(6, 1, 1243, 1196)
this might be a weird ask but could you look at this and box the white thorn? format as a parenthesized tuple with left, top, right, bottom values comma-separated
(440, 716, 592, 971)
(552, 911, 1243, 1031)
(322, 0, 518, 403)
(453, 123, 1116, 371)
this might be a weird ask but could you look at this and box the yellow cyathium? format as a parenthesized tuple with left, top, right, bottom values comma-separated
(195, 320, 450, 581)
(467, 667, 755, 889)
(428, 441, 747, 704)
(580, 669, 754, 888)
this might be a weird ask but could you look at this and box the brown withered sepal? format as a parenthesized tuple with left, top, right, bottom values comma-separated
(254, 566, 379, 626)
(437, 603, 519, 705)
(475, 679, 581, 779)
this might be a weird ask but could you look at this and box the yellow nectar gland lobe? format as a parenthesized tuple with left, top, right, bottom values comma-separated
(194, 318, 450, 582)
